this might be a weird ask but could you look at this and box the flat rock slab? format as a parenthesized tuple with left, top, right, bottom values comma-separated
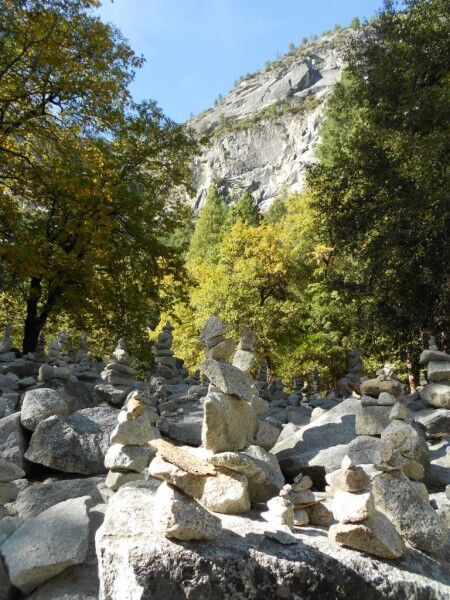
(97, 483, 450, 600)
(200, 359, 257, 402)
(25, 407, 118, 475)
(1, 496, 90, 593)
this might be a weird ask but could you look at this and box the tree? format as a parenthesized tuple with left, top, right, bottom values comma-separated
(308, 0, 450, 385)
(224, 190, 261, 230)
(350, 16, 361, 29)
(187, 186, 228, 266)
(0, 1, 196, 355)
(288, 42, 296, 53)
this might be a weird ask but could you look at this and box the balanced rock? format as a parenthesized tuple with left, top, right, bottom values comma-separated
(360, 378, 402, 398)
(199, 317, 227, 348)
(200, 359, 257, 403)
(380, 419, 429, 480)
(154, 481, 222, 541)
(420, 383, 450, 409)
(427, 361, 450, 383)
(331, 489, 374, 524)
(104, 444, 153, 473)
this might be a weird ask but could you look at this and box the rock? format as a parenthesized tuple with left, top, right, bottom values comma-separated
(427, 441, 450, 489)
(420, 383, 450, 409)
(0, 457, 25, 482)
(380, 419, 429, 479)
(287, 405, 312, 426)
(202, 388, 257, 452)
(208, 445, 284, 503)
(410, 481, 429, 503)
(104, 444, 153, 473)
(276, 421, 300, 443)
(389, 402, 408, 421)
(355, 405, 390, 436)
(331, 490, 374, 523)
(292, 508, 309, 526)
(207, 338, 236, 361)
(419, 349, 450, 364)
(291, 474, 313, 491)
(329, 511, 405, 560)
(157, 406, 203, 446)
(20, 388, 69, 431)
(200, 359, 257, 402)
(105, 471, 146, 491)
(0, 560, 11, 600)
(199, 317, 227, 347)
(25, 406, 118, 475)
(0, 516, 24, 547)
(0, 391, 19, 417)
(427, 362, 450, 383)
(430, 492, 450, 527)
(232, 348, 255, 373)
(360, 378, 402, 398)
(307, 501, 333, 526)
(326, 464, 370, 493)
(311, 406, 327, 421)
(94, 383, 128, 406)
(272, 399, 360, 481)
(255, 419, 279, 450)
(11, 476, 105, 518)
(261, 496, 294, 528)
(0, 412, 27, 468)
(289, 490, 316, 506)
(148, 456, 250, 514)
(372, 469, 448, 553)
(154, 481, 222, 541)
(97, 482, 450, 599)
(414, 408, 450, 438)
(109, 409, 159, 446)
(1, 496, 89, 593)
(0, 478, 26, 504)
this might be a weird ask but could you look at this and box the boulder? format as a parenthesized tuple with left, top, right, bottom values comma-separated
(414, 409, 450, 438)
(25, 406, 118, 475)
(149, 439, 215, 475)
(419, 349, 450, 364)
(11, 476, 105, 519)
(154, 482, 222, 541)
(208, 445, 284, 503)
(0, 560, 11, 600)
(1, 496, 90, 593)
(20, 388, 68, 431)
(104, 444, 153, 473)
(286, 405, 312, 426)
(372, 469, 448, 553)
(202, 389, 257, 452)
(420, 383, 450, 409)
(329, 511, 405, 560)
(0, 516, 24, 547)
(331, 490, 374, 523)
(0, 412, 27, 468)
(255, 419, 280, 450)
(427, 362, 450, 383)
(380, 420, 429, 479)
(0, 479, 26, 504)
(97, 483, 450, 600)
(157, 406, 203, 446)
(355, 405, 390, 436)
(148, 456, 250, 514)
(0, 458, 25, 482)
(200, 359, 257, 402)
(94, 383, 129, 407)
(110, 409, 159, 446)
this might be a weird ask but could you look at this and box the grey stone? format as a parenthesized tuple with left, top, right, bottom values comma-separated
(355, 405, 390, 436)
(105, 471, 145, 491)
(25, 407, 118, 474)
(0, 516, 24, 547)
(94, 383, 129, 406)
(21, 388, 69, 431)
(232, 348, 255, 373)
(207, 338, 236, 361)
(1, 496, 90, 593)
(414, 408, 450, 438)
(255, 419, 280, 450)
(97, 482, 450, 599)
(0, 457, 25, 482)
(154, 481, 222, 541)
(110, 410, 159, 446)
(286, 405, 312, 426)
(0, 412, 27, 468)
(157, 406, 203, 446)
(427, 361, 450, 383)
(11, 476, 105, 519)
(331, 489, 374, 523)
(419, 349, 450, 365)
(105, 444, 153, 473)
(199, 317, 227, 347)
(360, 378, 402, 398)
(372, 470, 448, 553)
(200, 359, 257, 402)
(380, 419, 429, 479)
(420, 383, 450, 409)
(0, 478, 26, 504)
(0, 560, 11, 600)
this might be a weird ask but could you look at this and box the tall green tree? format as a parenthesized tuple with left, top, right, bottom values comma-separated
(187, 185, 228, 265)
(224, 190, 261, 230)
(308, 0, 450, 385)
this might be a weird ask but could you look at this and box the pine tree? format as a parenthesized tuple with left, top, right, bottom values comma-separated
(224, 191, 261, 230)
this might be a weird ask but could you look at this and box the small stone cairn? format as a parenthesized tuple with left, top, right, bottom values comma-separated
(95, 339, 137, 406)
(336, 349, 365, 397)
(104, 390, 160, 491)
(146, 316, 285, 542)
(0, 324, 15, 362)
(327, 455, 405, 559)
(38, 332, 77, 383)
(74, 333, 90, 373)
(419, 336, 450, 409)
(154, 323, 179, 381)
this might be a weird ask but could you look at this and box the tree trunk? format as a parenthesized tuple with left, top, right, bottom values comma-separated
(23, 277, 43, 354)
(406, 354, 420, 393)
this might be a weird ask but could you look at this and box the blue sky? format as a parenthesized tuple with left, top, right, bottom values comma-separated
(97, 0, 385, 123)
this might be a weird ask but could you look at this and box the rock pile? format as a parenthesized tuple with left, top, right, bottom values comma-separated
(419, 336, 450, 409)
(328, 455, 405, 559)
(154, 323, 179, 381)
(337, 349, 365, 397)
(105, 391, 160, 491)
(95, 339, 137, 406)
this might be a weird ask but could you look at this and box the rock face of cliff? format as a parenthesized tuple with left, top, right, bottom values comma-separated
(188, 31, 352, 209)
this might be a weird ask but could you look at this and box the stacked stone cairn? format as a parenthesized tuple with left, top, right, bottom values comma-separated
(38, 332, 77, 383)
(336, 349, 365, 398)
(419, 336, 450, 410)
(95, 339, 137, 406)
(33, 333, 46, 363)
(105, 390, 160, 491)
(154, 323, 179, 382)
(146, 316, 285, 542)
(327, 455, 406, 559)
